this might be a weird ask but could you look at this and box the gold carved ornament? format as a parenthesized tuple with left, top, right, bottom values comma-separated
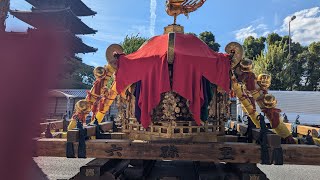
(166, 0, 206, 24)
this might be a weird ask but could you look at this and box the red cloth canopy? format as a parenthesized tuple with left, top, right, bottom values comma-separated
(116, 33, 230, 128)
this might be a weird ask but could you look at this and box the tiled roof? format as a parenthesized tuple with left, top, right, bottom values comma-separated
(255, 91, 320, 125)
(269, 91, 320, 114)
(51, 89, 88, 98)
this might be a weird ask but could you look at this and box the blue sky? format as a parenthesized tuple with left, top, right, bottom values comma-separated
(7, 0, 320, 67)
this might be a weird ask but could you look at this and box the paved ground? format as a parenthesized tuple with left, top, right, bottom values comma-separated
(32, 157, 320, 180)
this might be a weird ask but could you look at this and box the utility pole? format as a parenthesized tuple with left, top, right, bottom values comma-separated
(0, 0, 10, 33)
(288, 15, 296, 90)
(288, 15, 296, 59)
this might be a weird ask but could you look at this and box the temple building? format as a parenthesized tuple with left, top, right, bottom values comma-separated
(9, 0, 97, 57)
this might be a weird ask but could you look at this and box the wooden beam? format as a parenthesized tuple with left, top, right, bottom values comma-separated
(284, 123, 320, 137)
(34, 138, 320, 165)
(67, 122, 113, 142)
(40, 120, 64, 133)
(282, 144, 320, 165)
(79, 158, 115, 177)
(229, 122, 279, 144)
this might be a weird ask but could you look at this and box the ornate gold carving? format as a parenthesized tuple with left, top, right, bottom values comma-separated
(257, 74, 271, 89)
(166, 0, 206, 24)
(263, 94, 277, 109)
(85, 169, 95, 177)
(93, 66, 106, 79)
(152, 91, 192, 122)
(164, 24, 184, 34)
(249, 175, 260, 180)
(75, 100, 91, 114)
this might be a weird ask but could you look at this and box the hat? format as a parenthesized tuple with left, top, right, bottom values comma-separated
(106, 44, 124, 69)
(75, 100, 91, 114)
(257, 74, 271, 89)
(225, 42, 244, 68)
(240, 59, 253, 72)
(263, 94, 277, 109)
(93, 66, 106, 79)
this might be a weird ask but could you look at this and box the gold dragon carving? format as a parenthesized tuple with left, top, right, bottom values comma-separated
(166, 0, 206, 24)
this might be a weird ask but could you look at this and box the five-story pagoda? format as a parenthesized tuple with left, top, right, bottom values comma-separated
(10, 0, 97, 58)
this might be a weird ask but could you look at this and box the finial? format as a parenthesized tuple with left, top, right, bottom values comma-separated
(165, 0, 206, 25)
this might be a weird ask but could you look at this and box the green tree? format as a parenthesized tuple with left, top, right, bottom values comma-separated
(266, 33, 282, 45)
(198, 31, 220, 52)
(55, 57, 95, 89)
(300, 42, 320, 91)
(121, 34, 148, 54)
(251, 33, 307, 90)
(186, 32, 197, 37)
(254, 42, 288, 90)
(243, 36, 266, 60)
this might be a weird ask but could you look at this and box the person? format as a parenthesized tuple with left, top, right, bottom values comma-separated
(85, 111, 93, 124)
(295, 115, 301, 125)
(283, 113, 289, 123)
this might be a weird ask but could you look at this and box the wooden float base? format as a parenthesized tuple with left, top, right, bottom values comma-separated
(70, 158, 268, 180)
(34, 138, 320, 166)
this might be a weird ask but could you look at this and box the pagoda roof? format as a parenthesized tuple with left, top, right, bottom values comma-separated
(2, 30, 97, 54)
(39, 29, 97, 53)
(26, 0, 96, 16)
(10, 8, 97, 34)
(61, 31, 97, 54)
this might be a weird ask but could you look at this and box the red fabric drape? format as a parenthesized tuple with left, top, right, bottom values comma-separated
(116, 35, 171, 128)
(172, 33, 230, 125)
(116, 33, 231, 128)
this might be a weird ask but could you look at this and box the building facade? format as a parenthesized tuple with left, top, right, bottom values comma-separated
(46, 89, 118, 121)
(235, 91, 320, 125)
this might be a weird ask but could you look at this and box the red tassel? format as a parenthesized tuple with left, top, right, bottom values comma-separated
(99, 98, 106, 111)
(239, 72, 256, 91)
(262, 108, 281, 128)
(73, 113, 86, 123)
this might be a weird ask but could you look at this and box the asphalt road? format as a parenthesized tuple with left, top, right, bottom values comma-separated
(32, 157, 320, 180)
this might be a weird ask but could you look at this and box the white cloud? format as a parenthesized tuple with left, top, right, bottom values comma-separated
(234, 26, 258, 42)
(234, 7, 320, 45)
(84, 34, 124, 43)
(234, 19, 270, 42)
(127, 25, 150, 37)
(280, 7, 320, 45)
(150, 0, 157, 37)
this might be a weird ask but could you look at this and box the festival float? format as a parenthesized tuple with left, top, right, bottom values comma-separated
(34, 0, 320, 179)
